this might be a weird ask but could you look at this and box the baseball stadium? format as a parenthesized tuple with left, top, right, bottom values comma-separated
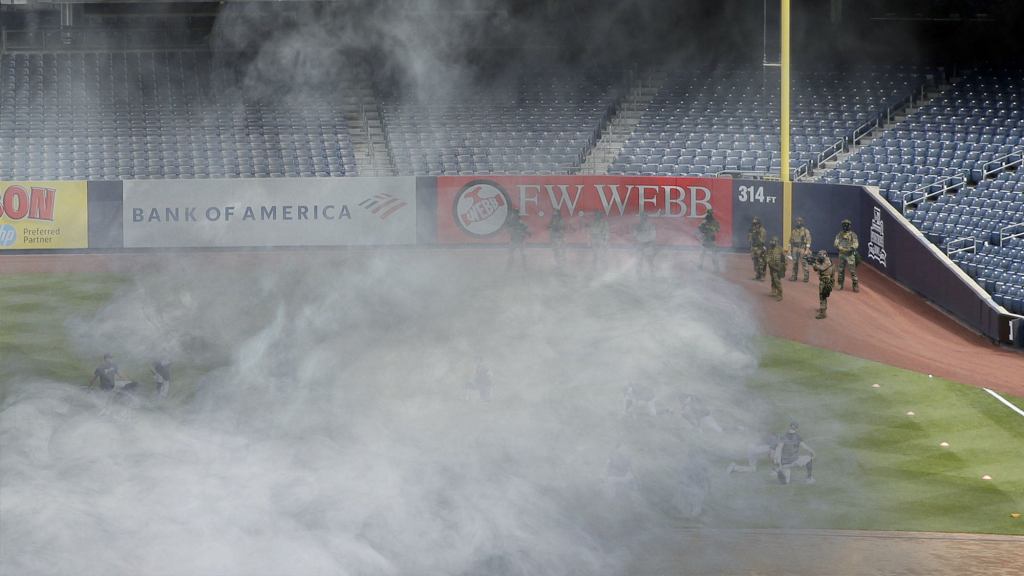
(1, 1, 1023, 574)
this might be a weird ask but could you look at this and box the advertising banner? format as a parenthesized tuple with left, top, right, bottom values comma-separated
(123, 178, 417, 248)
(436, 176, 733, 246)
(0, 181, 89, 250)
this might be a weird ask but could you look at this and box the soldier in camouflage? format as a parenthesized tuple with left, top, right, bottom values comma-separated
(811, 249, 835, 319)
(748, 217, 767, 281)
(698, 209, 721, 272)
(765, 236, 786, 301)
(588, 211, 610, 272)
(789, 216, 812, 282)
(548, 211, 567, 271)
(634, 212, 657, 278)
(505, 210, 531, 271)
(833, 219, 860, 291)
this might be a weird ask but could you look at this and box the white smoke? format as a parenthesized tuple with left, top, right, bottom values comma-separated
(2, 252, 763, 575)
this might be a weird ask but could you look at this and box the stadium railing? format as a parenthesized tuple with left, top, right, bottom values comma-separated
(945, 236, 978, 256)
(999, 222, 1024, 247)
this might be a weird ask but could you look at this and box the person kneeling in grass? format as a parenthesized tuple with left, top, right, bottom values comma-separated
(773, 421, 815, 484)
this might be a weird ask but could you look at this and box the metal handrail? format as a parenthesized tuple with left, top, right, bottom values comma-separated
(900, 173, 965, 212)
(715, 168, 803, 180)
(901, 145, 1024, 212)
(974, 146, 1024, 179)
(815, 138, 846, 167)
(816, 98, 912, 180)
(998, 222, 1024, 246)
(946, 236, 977, 256)
(853, 118, 878, 142)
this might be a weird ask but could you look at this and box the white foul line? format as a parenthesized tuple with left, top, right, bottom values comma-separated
(982, 388, 1024, 418)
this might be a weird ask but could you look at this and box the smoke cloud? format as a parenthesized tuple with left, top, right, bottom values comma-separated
(2, 252, 764, 575)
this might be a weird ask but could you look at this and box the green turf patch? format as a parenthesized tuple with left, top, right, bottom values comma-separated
(709, 337, 1024, 535)
(2, 273, 1022, 535)
(1, 273, 128, 390)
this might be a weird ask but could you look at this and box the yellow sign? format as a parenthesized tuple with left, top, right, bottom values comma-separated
(0, 181, 88, 249)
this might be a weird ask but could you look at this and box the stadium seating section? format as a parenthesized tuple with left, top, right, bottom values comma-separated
(0, 52, 359, 179)
(607, 69, 925, 178)
(383, 78, 617, 176)
(822, 70, 1024, 315)
(0, 50, 1019, 315)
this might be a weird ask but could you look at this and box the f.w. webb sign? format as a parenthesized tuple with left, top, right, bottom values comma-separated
(123, 178, 417, 248)
(436, 176, 734, 246)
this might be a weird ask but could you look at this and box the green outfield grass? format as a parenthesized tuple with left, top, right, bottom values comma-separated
(1, 273, 125, 389)
(711, 337, 1024, 535)
(2, 272, 1022, 535)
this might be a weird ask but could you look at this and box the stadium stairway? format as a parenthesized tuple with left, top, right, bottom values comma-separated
(815, 77, 950, 179)
(342, 74, 395, 177)
(579, 70, 662, 175)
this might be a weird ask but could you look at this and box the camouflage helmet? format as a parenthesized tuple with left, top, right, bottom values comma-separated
(795, 216, 804, 226)
(841, 218, 852, 230)
(768, 236, 779, 246)
(817, 249, 829, 259)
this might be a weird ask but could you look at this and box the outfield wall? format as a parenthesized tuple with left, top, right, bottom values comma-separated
(1, 176, 1019, 345)
(0, 181, 89, 249)
(434, 176, 734, 246)
(858, 187, 1021, 344)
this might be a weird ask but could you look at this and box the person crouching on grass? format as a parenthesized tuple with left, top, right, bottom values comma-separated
(773, 421, 816, 484)
(90, 353, 123, 391)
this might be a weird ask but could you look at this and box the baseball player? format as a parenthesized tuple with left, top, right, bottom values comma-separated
(151, 359, 171, 398)
(89, 353, 123, 391)
(773, 421, 816, 484)
(678, 393, 723, 434)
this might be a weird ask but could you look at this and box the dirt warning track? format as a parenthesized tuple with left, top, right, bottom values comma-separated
(716, 252, 1023, 397)
(650, 528, 1024, 576)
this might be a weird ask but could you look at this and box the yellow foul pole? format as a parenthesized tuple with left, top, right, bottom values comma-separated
(780, 0, 792, 247)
